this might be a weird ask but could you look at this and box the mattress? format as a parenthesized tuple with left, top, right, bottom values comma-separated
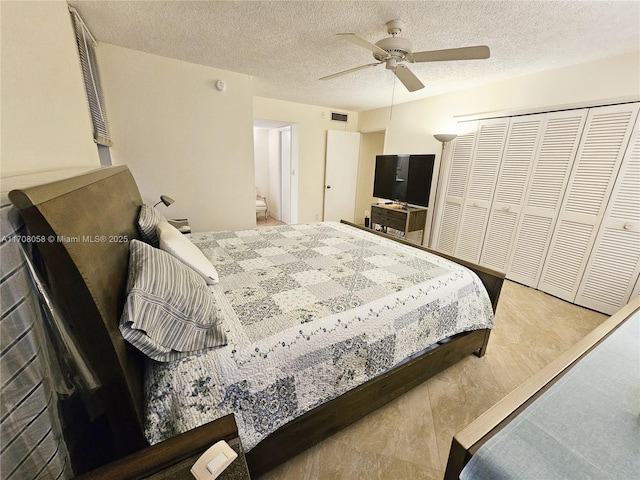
(144, 222, 494, 450)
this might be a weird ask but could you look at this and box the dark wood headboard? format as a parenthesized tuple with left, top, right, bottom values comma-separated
(9, 166, 148, 458)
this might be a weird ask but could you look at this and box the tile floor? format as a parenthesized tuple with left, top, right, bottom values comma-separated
(256, 216, 286, 227)
(257, 280, 607, 480)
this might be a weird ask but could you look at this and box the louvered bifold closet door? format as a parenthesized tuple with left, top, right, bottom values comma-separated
(632, 275, 640, 300)
(507, 110, 588, 288)
(479, 115, 544, 272)
(435, 122, 478, 255)
(538, 103, 640, 302)
(575, 108, 640, 314)
(453, 119, 509, 263)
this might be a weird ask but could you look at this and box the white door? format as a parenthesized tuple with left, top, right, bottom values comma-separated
(538, 103, 640, 302)
(324, 130, 361, 222)
(435, 121, 478, 255)
(454, 119, 509, 264)
(480, 114, 544, 272)
(575, 110, 640, 313)
(506, 109, 588, 287)
(632, 275, 640, 301)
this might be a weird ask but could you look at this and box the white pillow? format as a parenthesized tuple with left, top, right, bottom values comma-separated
(119, 240, 226, 362)
(156, 221, 219, 284)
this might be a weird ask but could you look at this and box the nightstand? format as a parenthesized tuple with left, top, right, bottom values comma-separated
(169, 218, 191, 234)
(77, 415, 250, 480)
(370, 204, 428, 244)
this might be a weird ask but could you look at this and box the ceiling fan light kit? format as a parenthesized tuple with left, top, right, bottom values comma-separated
(321, 19, 490, 92)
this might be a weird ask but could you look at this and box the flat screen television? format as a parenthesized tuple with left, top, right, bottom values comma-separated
(373, 154, 435, 207)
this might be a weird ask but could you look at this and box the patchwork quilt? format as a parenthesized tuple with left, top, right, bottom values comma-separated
(144, 222, 494, 450)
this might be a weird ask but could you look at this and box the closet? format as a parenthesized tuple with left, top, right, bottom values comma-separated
(574, 113, 640, 313)
(506, 110, 587, 287)
(434, 102, 640, 315)
(454, 119, 508, 263)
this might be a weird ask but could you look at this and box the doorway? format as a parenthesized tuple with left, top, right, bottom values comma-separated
(253, 119, 299, 225)
(354, 130, 386, 225)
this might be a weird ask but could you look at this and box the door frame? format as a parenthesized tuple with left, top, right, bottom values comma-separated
(253, 119, 299, 225)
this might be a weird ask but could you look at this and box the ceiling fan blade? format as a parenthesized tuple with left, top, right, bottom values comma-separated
(319, 62, 382, 81)
(394, 65, 424, 92)
(409, 45, 490, 63)
(337, 33, 390, 58)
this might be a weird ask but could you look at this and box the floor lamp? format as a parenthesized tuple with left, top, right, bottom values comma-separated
(429, 134, 458, 247)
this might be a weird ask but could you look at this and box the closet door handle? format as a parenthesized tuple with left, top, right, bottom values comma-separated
(623, 223, 633, 231)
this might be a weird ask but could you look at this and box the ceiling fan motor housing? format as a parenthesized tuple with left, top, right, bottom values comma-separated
(321, 17, 489, 93)
(374, 36, 413, 62)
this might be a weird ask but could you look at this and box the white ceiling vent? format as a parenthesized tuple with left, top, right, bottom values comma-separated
(331, 112, 349, 123)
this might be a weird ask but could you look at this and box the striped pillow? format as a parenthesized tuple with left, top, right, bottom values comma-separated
(137, 204, 167, 247)
(119, 239, 227, 362)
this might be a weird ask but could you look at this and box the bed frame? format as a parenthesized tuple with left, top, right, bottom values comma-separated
(444, 295, 640, 479)
(9, 166, 504, 476)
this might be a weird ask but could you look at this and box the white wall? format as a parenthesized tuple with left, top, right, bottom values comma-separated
(360, 53, 640, 157)
(355, 131, 385, 225)
(95, 44, 255, 232)
(253, 97, 358, 223)
(253, 127, 282, 221)
(0, 1, 99, 176)
(254, 128, 270, 199)
(268, 129, 282, 221)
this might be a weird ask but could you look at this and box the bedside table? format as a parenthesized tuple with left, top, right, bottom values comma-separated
(146, 439, 248, 480)
(77, 415, 250, 480)
(370, 204, 428, 244)
(169, 218, 191, 234)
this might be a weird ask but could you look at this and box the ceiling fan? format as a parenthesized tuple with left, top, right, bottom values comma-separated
(320, 19, 490, 92)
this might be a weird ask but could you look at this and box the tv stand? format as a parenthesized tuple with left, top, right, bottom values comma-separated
(370, 204, 428, 244)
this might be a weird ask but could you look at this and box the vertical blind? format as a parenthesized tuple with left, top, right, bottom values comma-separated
(69, 7, 111, 147)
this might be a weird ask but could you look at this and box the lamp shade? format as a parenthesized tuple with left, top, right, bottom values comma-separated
(434, 133, 458, 143)
(153, 195, 175, 208)
(159, 195, 174, 207)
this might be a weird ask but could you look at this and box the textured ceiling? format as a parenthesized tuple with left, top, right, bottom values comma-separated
(70, 0, 640, 112)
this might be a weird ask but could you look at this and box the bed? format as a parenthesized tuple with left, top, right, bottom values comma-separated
(8, 165, 504, 476)
(444, 295, 640, 479)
